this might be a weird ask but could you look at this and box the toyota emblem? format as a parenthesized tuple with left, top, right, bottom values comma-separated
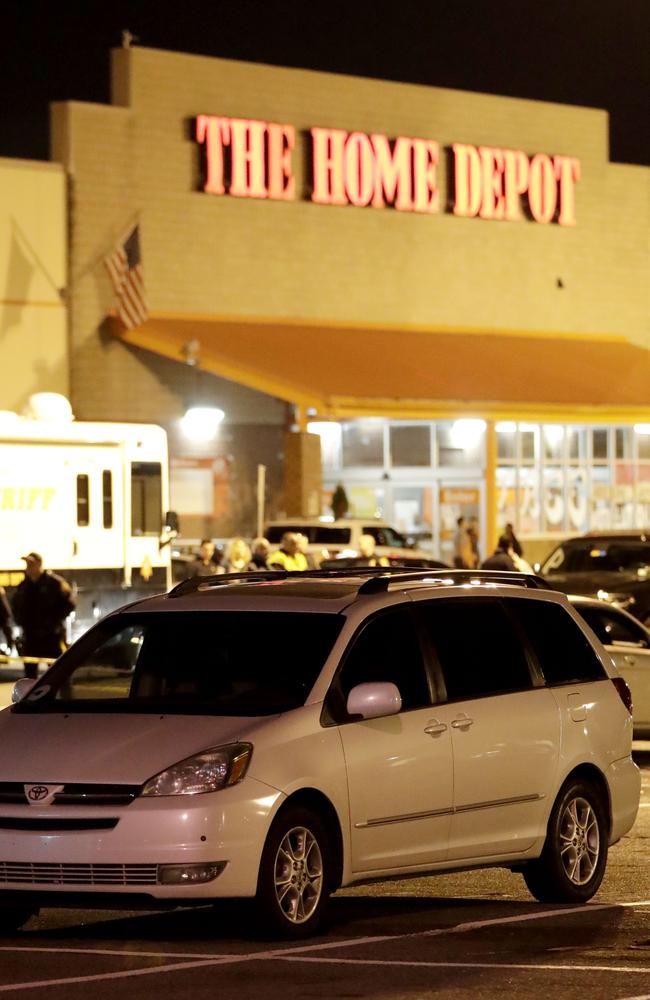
(24, 784, 63, 805)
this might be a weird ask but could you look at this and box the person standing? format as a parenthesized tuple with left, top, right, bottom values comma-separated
(11, 552, 76, 679)
(0, 586, 15, 657)
(267, 532, 308, 572)
(247, 537, 271, 570)
(503, 522, 524, 558)
(222, 537, 252, 573)
(354, 534, 390, 567)
(452, 516, 473, 568)
(481, 536, 518, 571)
(185, 539, 224, 578)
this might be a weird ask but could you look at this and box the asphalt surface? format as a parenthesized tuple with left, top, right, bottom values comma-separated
(0, 675, 648, 1000)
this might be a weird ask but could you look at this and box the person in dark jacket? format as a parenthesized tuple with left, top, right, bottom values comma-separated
(11, 552, 76, 679)
(0, 586, 15, 655)
(481, 535, 517, 571)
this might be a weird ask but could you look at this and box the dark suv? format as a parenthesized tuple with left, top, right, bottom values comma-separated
(539, 532, 650, 625)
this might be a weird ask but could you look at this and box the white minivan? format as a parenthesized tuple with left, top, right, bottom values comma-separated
(0, 568, 640, 938)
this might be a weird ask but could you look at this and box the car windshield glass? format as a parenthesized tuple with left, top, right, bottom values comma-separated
(542, 542, 650, 575)
(16, 611, 343, 715)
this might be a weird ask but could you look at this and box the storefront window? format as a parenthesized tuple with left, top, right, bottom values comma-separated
(567, 467, 588, 532)
(543, 425, 564, 462)
(635, 427, 650, 461)
(592, 428, 609, 461)
(392, 486, 433, 544)
(437, 421, 485, 468)
(496, 467, 517, 526)
(341, 420, 384, 467)
(520, 424, 538, 464)
(591, 467, 613, 530)
(518, 467, 540, 534)
(389, 424, 431, 467)
(616, 427, 633, 460)
(568, 426, 586, 462)
(496, 423, 517, 461)
(543, 466, 565, 532)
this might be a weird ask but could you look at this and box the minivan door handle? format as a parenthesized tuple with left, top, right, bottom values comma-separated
(424, 720, 448, 736)
(451, 715, 474, 729)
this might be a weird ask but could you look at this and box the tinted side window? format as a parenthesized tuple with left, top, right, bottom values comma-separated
(417, 599, 532, 700)
(509, 599, 606, 684)
(576, 606, 649, 648)
(337, 608, 429, 711)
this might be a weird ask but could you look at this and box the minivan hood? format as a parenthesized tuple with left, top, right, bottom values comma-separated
(0, 711, 263, 785)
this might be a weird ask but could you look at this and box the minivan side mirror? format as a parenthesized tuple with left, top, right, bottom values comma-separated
(346, 681, 402, 720)
(11, 678, 37, 704)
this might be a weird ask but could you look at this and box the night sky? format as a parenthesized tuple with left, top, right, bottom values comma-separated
(2, 0, 649, 166)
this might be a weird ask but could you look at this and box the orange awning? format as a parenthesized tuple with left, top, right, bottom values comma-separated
(111, 315, 650, 421)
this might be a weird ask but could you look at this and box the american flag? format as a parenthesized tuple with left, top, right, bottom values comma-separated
(104, 225, 148, 329)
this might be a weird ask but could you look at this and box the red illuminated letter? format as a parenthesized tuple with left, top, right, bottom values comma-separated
(502, 149, 530, 221)
(370, 135, 414, 211)
(452, 143, 482, 217)
(267, 123, 296, 201)
(344, 132, 376, 207)
(478, 147, 506, 220)
(311, 128, 348, 205)
(412, 139, 440, 213)
(229, 119, 268, 199)
(528, 154, 557, 223)
(196, 115, 230, 195)
(554, 155, 580, 226)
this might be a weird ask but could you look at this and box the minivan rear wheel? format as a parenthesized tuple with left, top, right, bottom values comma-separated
(523, 778, 608, 904)
(254, 806, 332, 938)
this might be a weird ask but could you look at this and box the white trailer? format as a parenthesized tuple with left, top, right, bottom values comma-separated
(0, 396, 176, 637)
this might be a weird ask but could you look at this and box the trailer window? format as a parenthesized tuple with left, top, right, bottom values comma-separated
(131, 462, 162, 535)
(102, 470, 113, 529)
(76, 474, 90, 526)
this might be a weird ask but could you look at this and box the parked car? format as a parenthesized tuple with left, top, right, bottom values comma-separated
(0, 567, 640, 938)
(569, 594, 650, 738)
(265, 517, 435, 565)
(538, 532, 650, 624)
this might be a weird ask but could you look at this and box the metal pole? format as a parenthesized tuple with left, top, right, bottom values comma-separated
(257, 464, 266, 538)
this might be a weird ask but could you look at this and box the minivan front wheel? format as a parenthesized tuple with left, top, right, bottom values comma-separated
(523, 779, 608, 904)
(0, 906, 38, 934)
(255, 806, 331, 938)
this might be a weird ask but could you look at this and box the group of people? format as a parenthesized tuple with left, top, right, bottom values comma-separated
(453, 517, 532, 573)
(0, 552, 76, 679)
(185, 531, 389, 578)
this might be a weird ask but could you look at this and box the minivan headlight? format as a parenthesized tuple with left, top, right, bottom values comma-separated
(141, 743, 252, 797)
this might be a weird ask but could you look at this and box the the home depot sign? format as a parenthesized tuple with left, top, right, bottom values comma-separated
(195, 115, 581, 226)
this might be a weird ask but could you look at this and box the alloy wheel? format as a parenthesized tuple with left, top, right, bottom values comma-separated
(273, 825, 323, 924)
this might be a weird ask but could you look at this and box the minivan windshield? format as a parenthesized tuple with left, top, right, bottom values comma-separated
(16, 611, 343, 715)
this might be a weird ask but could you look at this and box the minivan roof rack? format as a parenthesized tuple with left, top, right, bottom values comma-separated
(168, 566, 551, 598)
(357, 568, 553, 594)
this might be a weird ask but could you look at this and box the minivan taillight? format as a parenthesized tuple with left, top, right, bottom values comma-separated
(612, 677, 633, 715)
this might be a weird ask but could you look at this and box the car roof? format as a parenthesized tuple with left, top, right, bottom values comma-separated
(116, 568, 561, 617)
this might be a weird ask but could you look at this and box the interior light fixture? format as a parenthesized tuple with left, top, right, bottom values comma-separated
(450, 419, 486, 449)
(180, 406, 225, 442)
(634, 424, 650, 435)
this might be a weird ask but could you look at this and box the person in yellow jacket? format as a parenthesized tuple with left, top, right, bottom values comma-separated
(267, 532, 309, 572)
(355, 534, 390, 567)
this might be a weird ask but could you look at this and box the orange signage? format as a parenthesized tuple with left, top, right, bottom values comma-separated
(196, 115, 580, 226)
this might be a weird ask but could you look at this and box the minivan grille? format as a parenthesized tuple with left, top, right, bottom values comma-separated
(0, 783, 141, 806)
(0, 862, 159, 885)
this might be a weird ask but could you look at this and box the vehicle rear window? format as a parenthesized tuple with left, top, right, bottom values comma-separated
(417, 598, 533, 701)
(16, 612, 343, 715)
(507, 599, 606, 685)
(266, 525, 351, 545)
(542, 541, 650, 575)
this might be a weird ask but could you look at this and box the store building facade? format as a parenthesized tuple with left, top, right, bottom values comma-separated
(49, 46, 650, 561)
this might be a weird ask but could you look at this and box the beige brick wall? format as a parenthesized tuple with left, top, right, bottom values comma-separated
(0, 157, 67, 412)
(54, 45, 650, 427)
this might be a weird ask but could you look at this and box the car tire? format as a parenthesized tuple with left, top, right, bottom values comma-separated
(254, 805, 332, 939)
(522, 778, 608, 904)
(0, 906, 38, 934)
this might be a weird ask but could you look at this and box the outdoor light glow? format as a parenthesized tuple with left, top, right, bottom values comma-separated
(450, 419, 486, 449)
(180, 406, 225, 442)
(634, 424, 650, 435)
(496, 422, 516, 433)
